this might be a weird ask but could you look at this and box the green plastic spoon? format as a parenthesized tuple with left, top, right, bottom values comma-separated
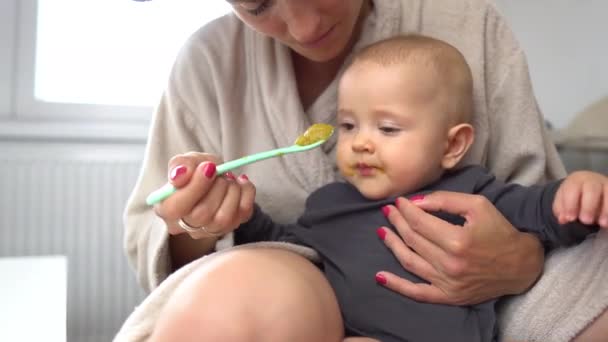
(145, 123, 334, 206)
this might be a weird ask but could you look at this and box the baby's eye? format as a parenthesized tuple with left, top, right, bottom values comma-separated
(339, 122, 355, 131)
(379, 126, 400, 134)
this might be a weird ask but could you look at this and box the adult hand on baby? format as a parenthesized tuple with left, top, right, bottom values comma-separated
(553, 170, 608, 228)
(377, 191, 544, 305)
(153, 152, 256, 240)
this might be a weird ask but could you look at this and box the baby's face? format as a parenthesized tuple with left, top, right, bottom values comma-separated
(336, 62, 450, 200)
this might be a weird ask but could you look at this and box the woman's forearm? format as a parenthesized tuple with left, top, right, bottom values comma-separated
(169, 234, 219, 271)
(502, 232, 545, 295)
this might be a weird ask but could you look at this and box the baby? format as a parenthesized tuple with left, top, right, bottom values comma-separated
(150, 35, 605, 342)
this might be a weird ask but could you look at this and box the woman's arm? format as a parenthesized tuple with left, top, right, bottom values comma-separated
(123, 89, 217, 291)
(123, 18, 242, 290)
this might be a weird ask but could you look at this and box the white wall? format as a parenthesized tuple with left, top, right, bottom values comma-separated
(494, 0, 608, 129)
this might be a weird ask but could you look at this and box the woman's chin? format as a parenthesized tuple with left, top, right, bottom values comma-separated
(292, 41, 349, 64)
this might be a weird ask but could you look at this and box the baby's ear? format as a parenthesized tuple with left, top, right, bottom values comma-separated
(441, 123, 474, 169)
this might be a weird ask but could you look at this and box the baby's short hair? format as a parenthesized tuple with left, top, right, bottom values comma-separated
(350, 34, 474, 123)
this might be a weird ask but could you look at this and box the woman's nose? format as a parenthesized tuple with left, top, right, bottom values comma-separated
(281, 2, 322, 43)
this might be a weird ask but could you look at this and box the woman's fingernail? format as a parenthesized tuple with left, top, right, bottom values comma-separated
(409, 194, 425, 202)
(202, 163, 216, 178)
(170, 165, 187, 180)
(382, 206, 390, 217)
(225, 172, 236, 181)
(376, 227, 386, 240)
(239, 174, 249, 181)
(375, 273, 387, 285)
(395, 198, 400, 208)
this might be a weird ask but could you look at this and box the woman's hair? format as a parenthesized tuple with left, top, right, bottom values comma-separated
(350, 34, 474, 123)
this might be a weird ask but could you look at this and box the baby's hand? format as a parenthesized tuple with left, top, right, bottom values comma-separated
(553, 171, 608, 228)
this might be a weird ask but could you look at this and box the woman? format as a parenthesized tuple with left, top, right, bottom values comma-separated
(120, 0, 608, 340)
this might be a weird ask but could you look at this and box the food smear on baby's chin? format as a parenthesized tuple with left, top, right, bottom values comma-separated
(294, 123, 334, 146)
(342, 167, 356, 177)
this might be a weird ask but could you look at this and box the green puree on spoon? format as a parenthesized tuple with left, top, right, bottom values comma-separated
(146, 123, 335, 206)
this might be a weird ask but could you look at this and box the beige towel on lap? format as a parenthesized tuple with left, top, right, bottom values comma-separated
(498, 229, 608, 342)
(115, 232, 608, 342)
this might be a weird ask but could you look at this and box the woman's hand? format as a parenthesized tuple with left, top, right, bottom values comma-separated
(154, 152, 256, 239)
(376, 191, 544, 305)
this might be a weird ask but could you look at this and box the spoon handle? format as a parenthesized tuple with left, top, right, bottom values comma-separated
(215, 146, 291, 174)
(146, 183, 177, 206)
(145, 142, 322, 206)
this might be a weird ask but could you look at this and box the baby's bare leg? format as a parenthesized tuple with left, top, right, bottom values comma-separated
(150, 248, 344, 342)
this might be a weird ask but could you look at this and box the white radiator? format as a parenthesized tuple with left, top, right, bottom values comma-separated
(0, 142, 147, 342)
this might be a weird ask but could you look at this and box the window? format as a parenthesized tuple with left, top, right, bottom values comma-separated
(1, 0, 232, 140)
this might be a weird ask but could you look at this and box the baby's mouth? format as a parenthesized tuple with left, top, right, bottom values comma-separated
(355, 163, 380, 176)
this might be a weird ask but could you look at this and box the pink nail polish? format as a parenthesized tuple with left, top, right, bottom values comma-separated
(375, 274, 387, 285)
(170, 165, 187, 180)
(239, 174, 249, 181)
(202, 163, 216, 178)
(381, 206, 390, 217)
(225, 172, 236, 180)
(376, 227, 386, 241)
(409, 194, 425, 202)
(395, 198, 400, 208)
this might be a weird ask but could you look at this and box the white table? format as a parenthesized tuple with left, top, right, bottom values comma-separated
(0, 255, 67, 342)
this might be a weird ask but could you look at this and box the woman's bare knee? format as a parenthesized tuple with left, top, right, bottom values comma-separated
(152, 248, 344, 342)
